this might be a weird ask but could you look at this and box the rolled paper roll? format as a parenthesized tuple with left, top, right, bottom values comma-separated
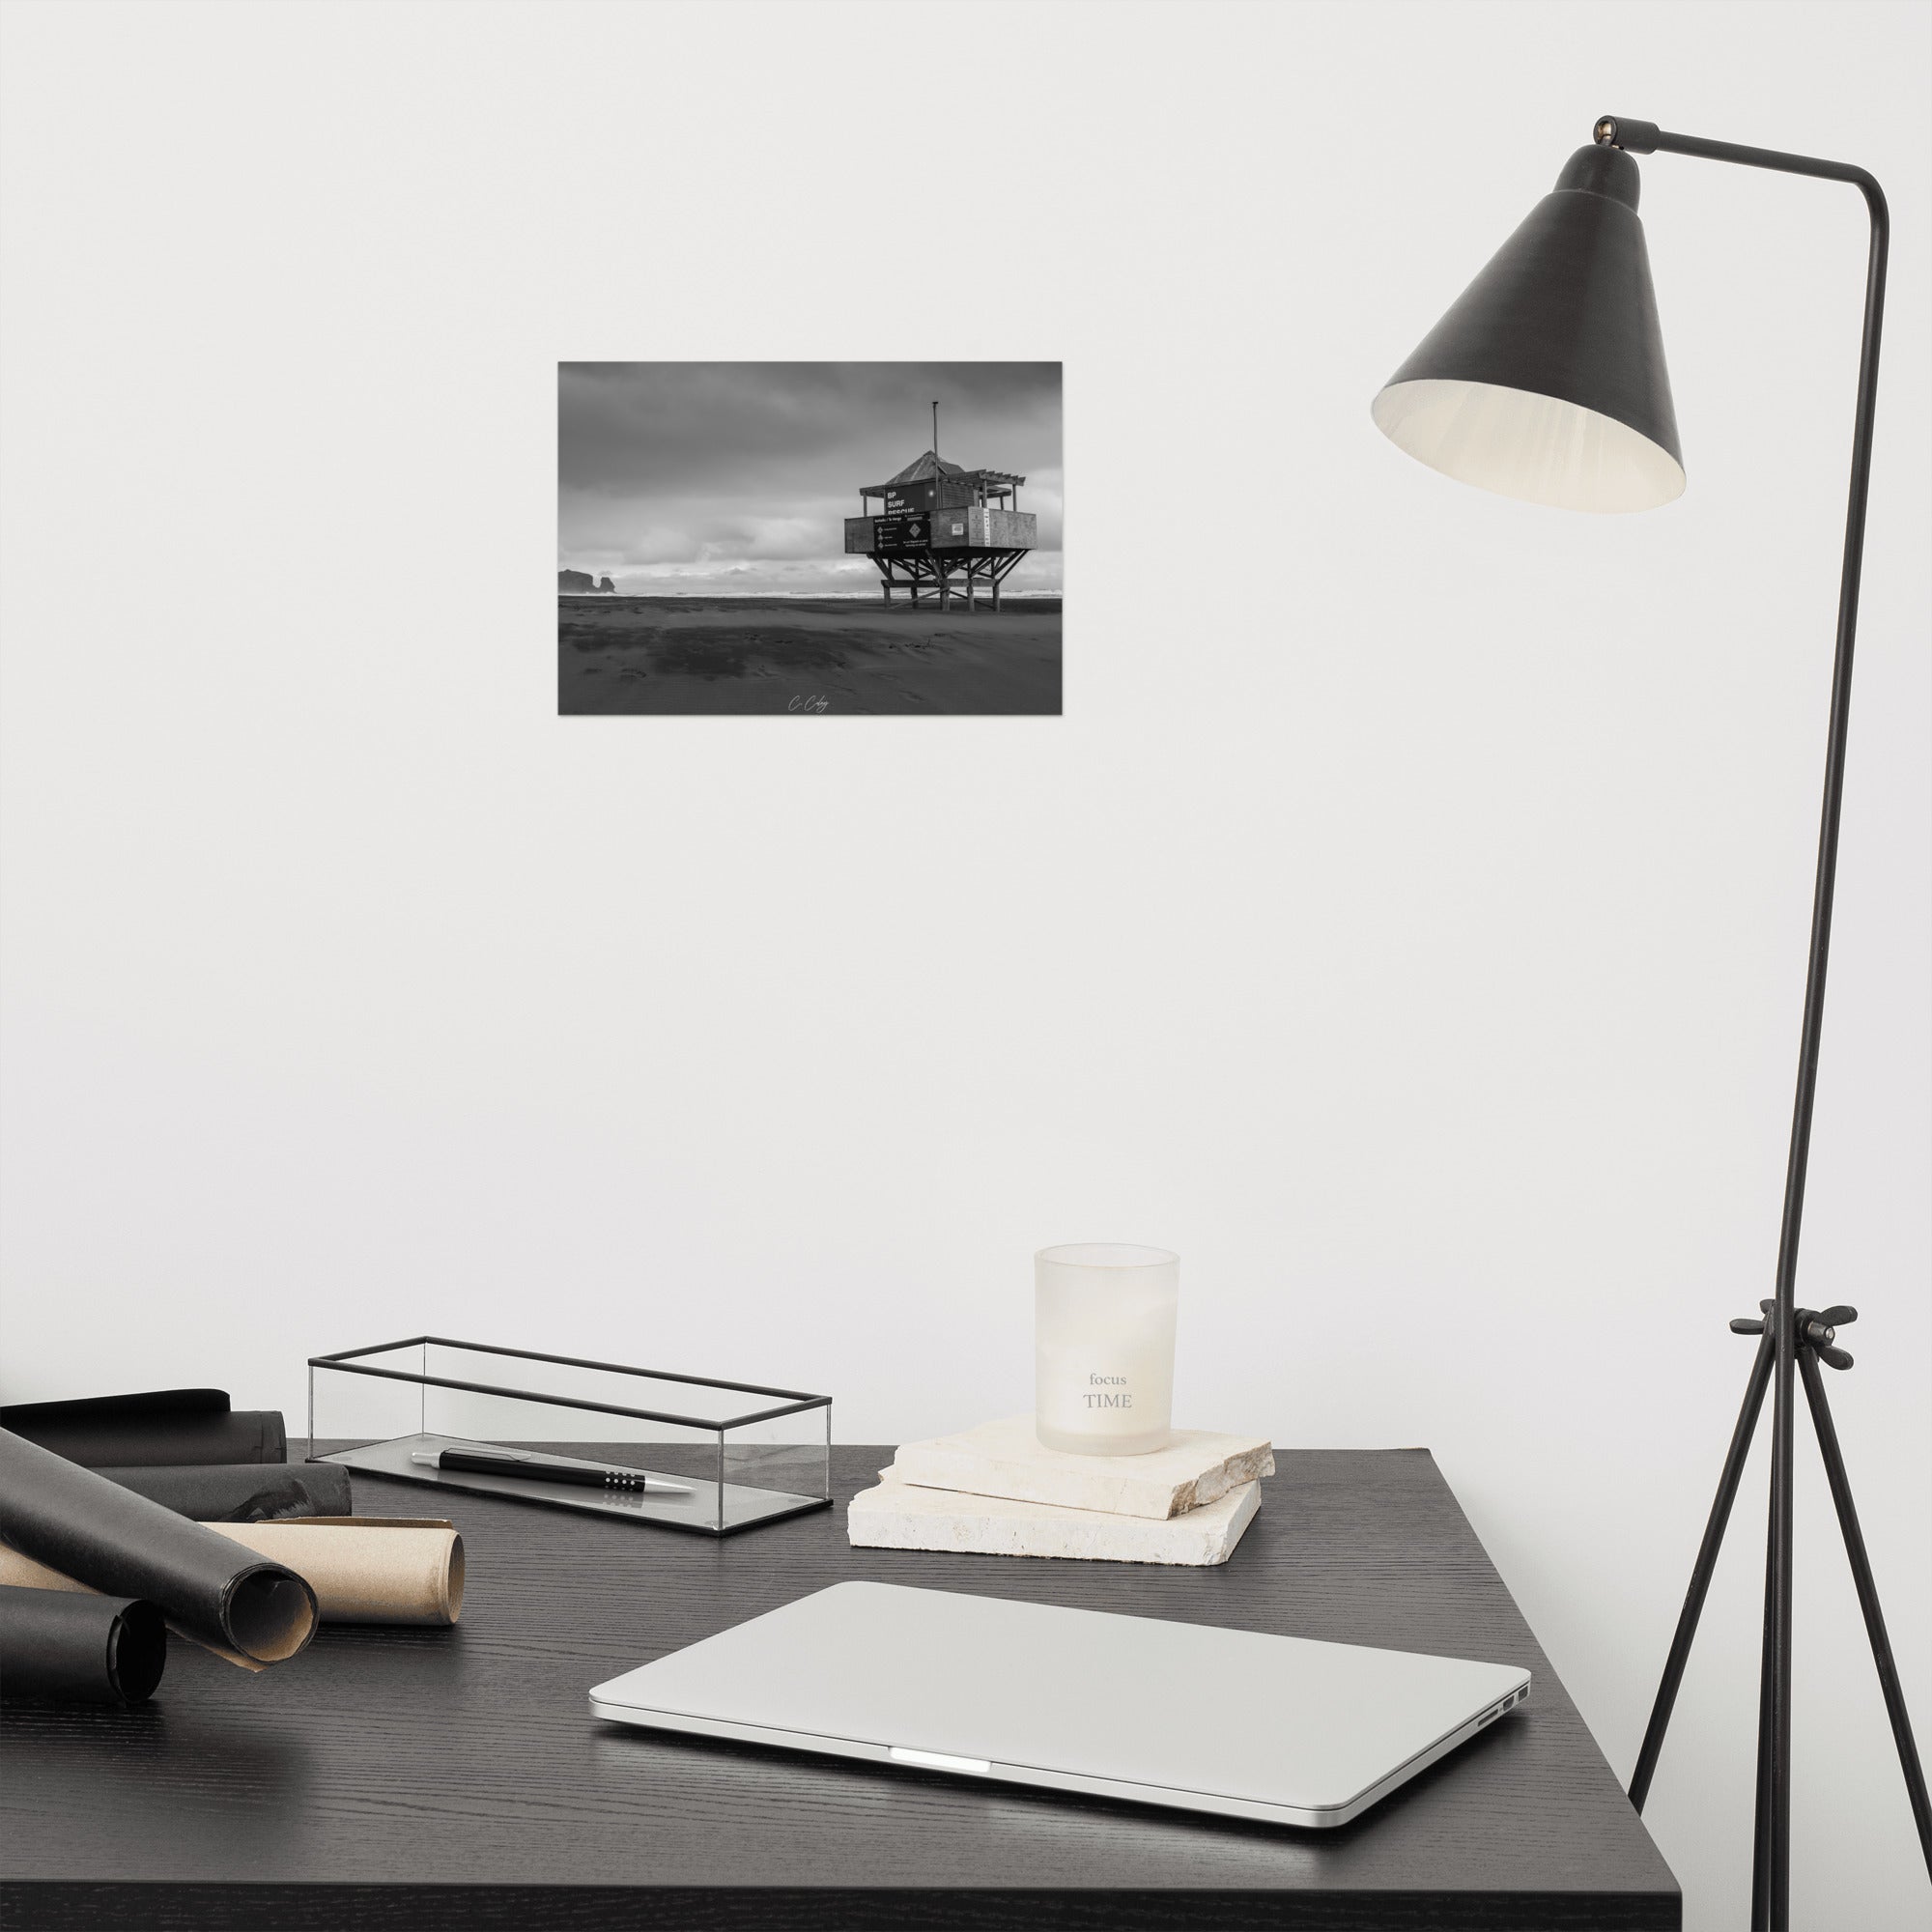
(0, 1429, 316, 1670)
(96, 1463, 354, 1522)
(0, 1584, 167, 1704)
(0, 1520, 465, 1628)
(205, 1520, 465, 1625)
(0, 1390, 285, 1466)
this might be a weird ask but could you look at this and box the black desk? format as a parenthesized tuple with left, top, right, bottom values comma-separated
(1, 1446, 1679, 1930)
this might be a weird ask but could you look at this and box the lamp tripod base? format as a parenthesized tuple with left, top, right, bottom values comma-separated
(1628, 1306, 1931, 1927)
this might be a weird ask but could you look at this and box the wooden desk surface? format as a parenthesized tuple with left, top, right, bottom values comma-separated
(1, 1445, 1679, 1930)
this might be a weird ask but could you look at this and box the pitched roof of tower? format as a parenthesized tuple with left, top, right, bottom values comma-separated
(885, 449, 967, 485)
(861, 450, 1026, 494)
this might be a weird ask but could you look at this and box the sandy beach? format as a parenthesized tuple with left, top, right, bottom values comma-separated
(558, 596, 1062, 716)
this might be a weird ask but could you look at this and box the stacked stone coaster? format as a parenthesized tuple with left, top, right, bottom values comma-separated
(846, 1416, 1274, 1567)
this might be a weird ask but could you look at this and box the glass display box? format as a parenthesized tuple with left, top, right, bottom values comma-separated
(308, 1337, 832, 1536)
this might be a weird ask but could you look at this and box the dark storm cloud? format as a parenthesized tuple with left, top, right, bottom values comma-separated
(560, 361, 1060, 497)
(557, 362, 1063, 593)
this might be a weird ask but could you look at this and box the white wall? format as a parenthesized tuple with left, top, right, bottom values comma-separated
(2, 3, 1925, 1924)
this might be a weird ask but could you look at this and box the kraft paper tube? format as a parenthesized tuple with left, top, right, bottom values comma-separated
(0, 1429, 316, 1670)
(0, 1584, 168, 1705)
(0, 1520, 465, 1627)
(204, 1520, 465, 1625)
(0, 1390, 286, 1466)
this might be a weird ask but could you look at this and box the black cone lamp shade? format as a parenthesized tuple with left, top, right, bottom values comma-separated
(1373, 146, 1684, 512)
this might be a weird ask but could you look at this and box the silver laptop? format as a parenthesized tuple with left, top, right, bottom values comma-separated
(588, 1580, 1530, 1828)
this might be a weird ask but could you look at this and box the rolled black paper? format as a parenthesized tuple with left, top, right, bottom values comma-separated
(97, 1463, 354, 1522)
(0, 1430, 316, 1666)
(0, 1584, 167, 1704)
(0, 1390, 285, 1467)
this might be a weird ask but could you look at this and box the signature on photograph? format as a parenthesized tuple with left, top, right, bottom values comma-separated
(788, 694, 833, 714)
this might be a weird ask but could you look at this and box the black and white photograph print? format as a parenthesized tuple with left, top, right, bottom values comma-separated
(558, 361, 1062, 716)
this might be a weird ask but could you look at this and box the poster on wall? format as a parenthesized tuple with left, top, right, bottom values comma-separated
(557, 362, 1063, 716)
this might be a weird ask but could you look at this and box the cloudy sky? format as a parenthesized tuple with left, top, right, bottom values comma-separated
(558, 362, 1062, 596)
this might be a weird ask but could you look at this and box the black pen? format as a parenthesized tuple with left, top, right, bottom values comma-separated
(411, 1445, 692, 1495)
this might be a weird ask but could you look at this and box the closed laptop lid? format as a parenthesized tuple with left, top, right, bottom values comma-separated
(589, 1580, 1529, 1817)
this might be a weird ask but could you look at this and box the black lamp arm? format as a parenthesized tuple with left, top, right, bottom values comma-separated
(1594, 115, 1887, 213)
(1590, 114, 1901, 1929)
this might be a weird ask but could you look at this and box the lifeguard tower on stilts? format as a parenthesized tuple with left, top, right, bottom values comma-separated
(844, 405, 1037, 611)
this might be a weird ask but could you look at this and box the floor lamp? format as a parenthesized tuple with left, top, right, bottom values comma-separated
(1369, 116, 1928, 1931)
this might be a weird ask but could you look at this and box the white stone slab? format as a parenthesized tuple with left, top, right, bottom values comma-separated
(889, 1414, 1274, 1520)
(847, 1467, 1261, 1566)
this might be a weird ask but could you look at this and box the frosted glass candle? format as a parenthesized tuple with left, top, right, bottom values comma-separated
(1034, 1243, 1179, 1457)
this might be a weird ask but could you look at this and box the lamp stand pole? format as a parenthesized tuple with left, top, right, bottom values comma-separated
(1591, 119, 1925, 1930)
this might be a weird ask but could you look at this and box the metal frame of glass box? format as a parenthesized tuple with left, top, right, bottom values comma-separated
(306, 1336, 832, 1537)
